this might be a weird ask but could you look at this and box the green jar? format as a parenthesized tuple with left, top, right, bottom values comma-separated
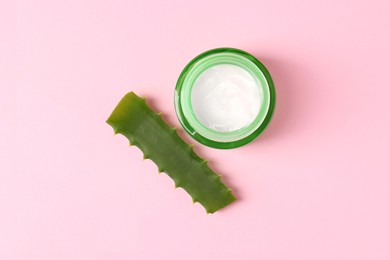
(175, 48, 275, 149)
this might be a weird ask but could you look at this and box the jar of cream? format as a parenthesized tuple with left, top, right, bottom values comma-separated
(175, 48, 275, 149)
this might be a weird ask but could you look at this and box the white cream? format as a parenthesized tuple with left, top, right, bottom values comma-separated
(191, 64, 262, 132)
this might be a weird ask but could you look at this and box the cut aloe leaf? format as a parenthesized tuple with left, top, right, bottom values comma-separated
(106, 92, 236, 213)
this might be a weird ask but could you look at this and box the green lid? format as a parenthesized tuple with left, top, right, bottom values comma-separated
(174, 48, 275, 149)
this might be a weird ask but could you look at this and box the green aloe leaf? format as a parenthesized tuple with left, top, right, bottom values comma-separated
(106, 92, 236, 213)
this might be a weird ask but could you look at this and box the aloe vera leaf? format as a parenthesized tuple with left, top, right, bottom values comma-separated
(106, 92, 236, 213)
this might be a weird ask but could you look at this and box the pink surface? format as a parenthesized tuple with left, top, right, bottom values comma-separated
(1, 0, 390, 259)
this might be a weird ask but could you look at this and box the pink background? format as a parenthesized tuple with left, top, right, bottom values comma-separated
(1, 0, 390, 259)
